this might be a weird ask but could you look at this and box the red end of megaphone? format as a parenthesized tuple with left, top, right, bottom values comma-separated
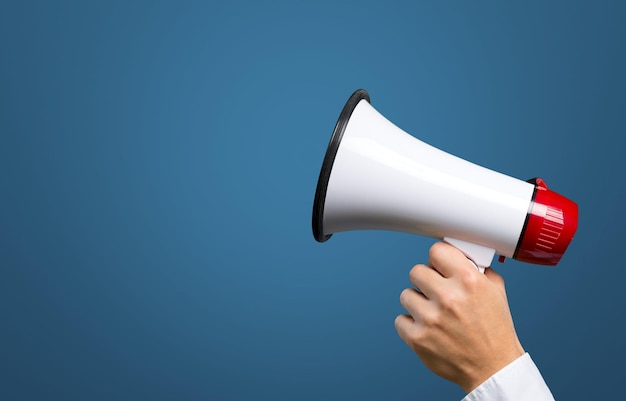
(514, 178, 578, 266)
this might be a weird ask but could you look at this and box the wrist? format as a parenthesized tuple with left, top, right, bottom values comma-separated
(461, 342, 525, 393)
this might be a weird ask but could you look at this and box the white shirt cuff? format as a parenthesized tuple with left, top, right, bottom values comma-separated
(461, 353, 555, 401)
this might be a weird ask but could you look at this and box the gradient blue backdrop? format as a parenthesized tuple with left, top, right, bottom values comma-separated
(1, 1, 625, 400)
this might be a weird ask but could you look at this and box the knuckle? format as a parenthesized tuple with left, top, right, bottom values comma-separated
(459, 267, 481, 289)
(409, 328, 427, 346)
(437, 291, 458, 310)
(409, 264, 424, 283)
(429, 242, 450, 267)
(399, 288, 412, 305)
(429, 242, 447, 261)
(394, 314, 404, 329)
(419, 308, 440, 328)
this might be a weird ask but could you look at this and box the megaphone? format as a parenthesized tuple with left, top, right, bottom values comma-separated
(312, 89, 578, 271)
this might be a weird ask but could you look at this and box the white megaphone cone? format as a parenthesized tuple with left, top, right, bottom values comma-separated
(312, 89, 578, 271)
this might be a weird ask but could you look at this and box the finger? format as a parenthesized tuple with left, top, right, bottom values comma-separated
(429, 242, 476, 278)
(394, 314, 416, 344)
(409, 263, 447, 300)
(399, 287, 429, 319)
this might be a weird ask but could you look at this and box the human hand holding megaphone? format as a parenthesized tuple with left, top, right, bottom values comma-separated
(312, 90, 574, 398)
(396, 242, 526, 394)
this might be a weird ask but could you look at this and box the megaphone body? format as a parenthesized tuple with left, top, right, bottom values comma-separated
(313, 90, 577, 270)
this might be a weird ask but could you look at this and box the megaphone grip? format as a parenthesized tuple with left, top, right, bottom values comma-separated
(444, 237, 495, 273)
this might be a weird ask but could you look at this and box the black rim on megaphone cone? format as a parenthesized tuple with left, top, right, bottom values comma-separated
(312, 89, 370, 243)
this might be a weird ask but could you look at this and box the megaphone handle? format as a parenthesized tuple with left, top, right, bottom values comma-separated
(443, 237, 494, 274)
(467, 259, 486, 274)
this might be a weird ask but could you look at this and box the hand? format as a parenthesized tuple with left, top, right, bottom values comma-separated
(394, 242, 525, 393)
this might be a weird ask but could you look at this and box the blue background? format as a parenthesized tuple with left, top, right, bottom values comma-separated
(1, 1, 625, 400)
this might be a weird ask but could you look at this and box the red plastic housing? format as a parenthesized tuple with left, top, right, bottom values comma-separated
(515, 178, 578, 266)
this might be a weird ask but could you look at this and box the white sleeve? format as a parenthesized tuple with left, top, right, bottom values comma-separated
(461, 353, 555, 401)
